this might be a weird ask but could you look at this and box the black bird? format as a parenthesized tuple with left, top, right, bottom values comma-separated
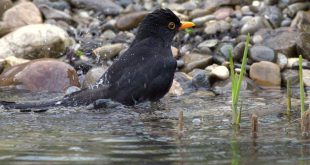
(0, 9, 195, 109)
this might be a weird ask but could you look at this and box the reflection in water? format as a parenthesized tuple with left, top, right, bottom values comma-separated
(0, 89, 310, 164)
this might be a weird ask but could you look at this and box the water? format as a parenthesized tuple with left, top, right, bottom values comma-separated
(0, 88, 310, 165)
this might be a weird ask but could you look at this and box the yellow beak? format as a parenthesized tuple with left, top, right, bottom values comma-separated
(179, 21, 196, 30)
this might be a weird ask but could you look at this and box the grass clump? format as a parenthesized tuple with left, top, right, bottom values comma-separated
(228, 33, 250, 125)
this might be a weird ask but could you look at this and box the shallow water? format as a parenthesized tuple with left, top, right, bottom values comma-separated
(0, 88, 310, 165)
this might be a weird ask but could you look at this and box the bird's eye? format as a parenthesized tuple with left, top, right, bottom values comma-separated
(168, 22, 176, 30)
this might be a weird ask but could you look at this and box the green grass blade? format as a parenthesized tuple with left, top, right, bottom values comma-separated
(299, 55, 305, 116)
(234, 33, 250, 104)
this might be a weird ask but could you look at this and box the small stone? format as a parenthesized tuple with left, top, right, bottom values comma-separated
(249, 45, 276, 62)
(210, 65, 229, 80)
(216, 43, 234, 60)
(70, 0, 122, 15)
(38, 5, 72, 21)
(192, 118, 201, 126)
(171, 46, 179, 58)
(276, 53, 288, 70)
(241, 16, 272, 34)
(101, 30, 116, 40)
(115, 11, 148, 31)
(0, 59, 80, 92)
(0, 24, 72, 59)
(291, 11, 310, 32)
(254, 27, 299, 57)
(259, 5, 282, 28)
(250, 61, 281, 87)
(168, 80, 184, 96)
(93, 43, 127, 60)
(302, 70, 310, 87)
(287, 58, 300, 68)
(281, 18, 292, 27)
(0, 2, 43, 36)
(181, 53, 213, 73)
(3, 56, 30, 69)
(286, 2, 310, 18)
(65, 86, 81, 95)
(179, 44, 192, 55)
(192, 15, 215, 27)
(182, 1, 197, 11)
(197, 39, 219, 49)
(83, 66, 108, 88)
(0, 0, 13, 18)
(204, 20, 231, 34)
(232, 42, 246, 62)
(188, 69, 211, 89)
(214, 7, 234, 20)
(281, 69, 299, 86)
(296, 32, 310, 60)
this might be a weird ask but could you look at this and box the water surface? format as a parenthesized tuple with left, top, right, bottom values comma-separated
(0, 88, 310, 165)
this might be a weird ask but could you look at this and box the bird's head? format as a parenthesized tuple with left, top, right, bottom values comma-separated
(133, 9, 195, 46)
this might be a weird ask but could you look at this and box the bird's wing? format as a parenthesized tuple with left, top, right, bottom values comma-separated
(97, 37, 163, 86)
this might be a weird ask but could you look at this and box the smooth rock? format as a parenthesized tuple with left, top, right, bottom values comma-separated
(0, 59, 80, 92)
(214, 7, 234, 20)
(93, 43, 127, 60)
(33, 0, 71, 11)
(281, 69, 299, 86)
(260, 5, 282, 28)
(296, 32, 310, 60)
(197, 39, 219, 49)
(204, 20, 231, 34)
(209, 65, 229, 80)
(0, 2, 43, 36)
(254, 27, 298, 57)
(83, 66, 108, 88)
(2, 56, 30, 69)
(264, 0, 278, 5)
(0, 24, 71, 59)
(173, 72, 193, 93)
(168, 80, 184, 96)
(250, 61, 281, 87)
(192, 15, 215, 27)
(303, 69, 310, 87)
(0, 24, 72, 59)
(291, 11, 310, 32)
(181, 53, 213, 73)
(281, 18, 292, 27)
(232, 42, 246, 61)
(38, 5, 72, 21)
(70, 0, 122, 15)
(171, 46, 179, 58)
(241, 16, 272, 34)
(0, 0, 13, 18)
(249, 45, 276, 62)
(115, 11, 148, 31)
(286, 2, 310, 18)
(188, 69, 211, 89)
(216, 43, 234, 60)
(276, 53, 288, 70)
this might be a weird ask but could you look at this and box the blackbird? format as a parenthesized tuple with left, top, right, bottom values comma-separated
(1, 9, 195, 109)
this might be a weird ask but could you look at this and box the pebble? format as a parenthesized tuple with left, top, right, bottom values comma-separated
(0, 59, 80, 92)
(249, 45, 276, 62)
(93, 43, 127, 60)
(0, 24, 72, 59)
(181, 53, 213, 73)
(250, 61, 281, 87)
